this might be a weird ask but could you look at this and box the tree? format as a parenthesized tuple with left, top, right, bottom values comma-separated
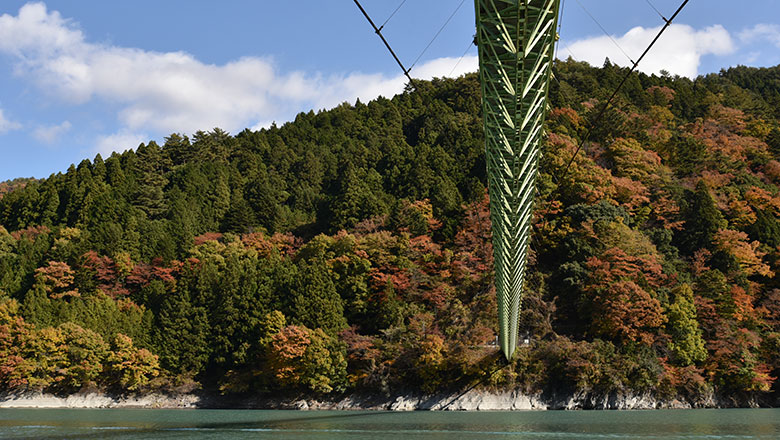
(669, 134, 707, 176)
(749, 209, 780, 248)
(680, 180, 727, 253)
(81, 251, 130, 298)
(21, 285, 54, 327)
(106, 333, 160, 391)
(34, 261, 79, 299)
(222, 192, 256, 233)
(132, 142, 169, 219)
(0, 297, 33, 390)
(766, 127, 780, 158)
(291, 259, 347, 335)
(3, 63, 780, 399)
(163, 133, 192, 166)
(666, 284, 707, 366)
(59, 322, 109, 390)
(245, 169, 281, 233)
(299, 328, 347, 393)
(18, 326, 68, 390)
(584, 248, 666, 345)
(327, 167, 387, 231)
(267, 325, 310, 386)
(267, 325, 347, 393)
(713, 229, 773, 277)
(209, 253, 268, 368)
(153, 282, 210, 375)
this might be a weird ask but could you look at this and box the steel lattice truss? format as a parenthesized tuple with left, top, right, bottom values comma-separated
(475, 0, 560, 360)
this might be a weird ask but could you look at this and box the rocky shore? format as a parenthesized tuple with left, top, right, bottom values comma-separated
(1, 388, 775, 410)
(0, 392, 200, 409)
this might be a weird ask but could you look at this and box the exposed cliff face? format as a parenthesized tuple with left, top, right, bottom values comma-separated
(2, 389, 775, 410)
(0, 392, 199, 409)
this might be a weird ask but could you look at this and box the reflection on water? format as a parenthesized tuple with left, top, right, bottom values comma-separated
(0, 408, 779, 439)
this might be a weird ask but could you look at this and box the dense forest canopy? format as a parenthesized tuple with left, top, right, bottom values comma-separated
(0, 59, 779, 400)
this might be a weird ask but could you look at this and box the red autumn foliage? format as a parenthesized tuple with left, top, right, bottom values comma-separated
(339, 326, 380, 385)
(650, 192, 684, 230)
(729, 285, 757, 324)
(126, 259, 177, 288)
(764, 160, 780, 183)
(659, 358, 706, 396)
(612, 176, 650, 211)
(240, 232, 276, 257)
(81, 251, 129, 298)
(647, 86, 675, 106)
(270, 233, 303, 256)
(691, 249, 712, 278)
(451, 192, 493, 282)
(548, 107, 582, 129)
(585, 248, 666, 344)
(744, 186, 780, 212)
(10, 225, 50, 241)
(0, 178, 32, 199)
(690, 117, 766, 164)
(193, 232, 223, 246)
(757, 289, 780, 331)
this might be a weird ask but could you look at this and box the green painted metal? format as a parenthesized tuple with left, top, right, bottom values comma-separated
(475, 0, 560, 360)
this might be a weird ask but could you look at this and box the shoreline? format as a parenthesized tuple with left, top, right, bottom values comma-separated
(1, 389, 775, 410)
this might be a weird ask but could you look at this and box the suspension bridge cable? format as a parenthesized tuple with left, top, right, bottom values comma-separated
(409, 0, 467, 70)
(556, 0, 690, 184)
(440, 354, 509, 410)
(378, 0, 408, 32)
(554, 0, 582, 63)
(562, 43, 580, 61)
(643, 0, 668, 22)
(352, 0, 419, 89)
(448, 37, 476, 77)
(554, 0, 567, 60)
(573, 0, 634, 64)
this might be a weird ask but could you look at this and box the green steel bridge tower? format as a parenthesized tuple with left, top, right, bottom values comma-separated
(475, 0, 560, 360)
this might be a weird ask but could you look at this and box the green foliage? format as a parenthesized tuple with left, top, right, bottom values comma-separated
(766, 128, 780, 158)
(106, 333, 160, 391)
(668, 134, 707, 176)
(666, 284, 707, 366)
(267, 324, 347, 393)
(679, 181, 727, 253)
(153, 280, 211, 375)
(59, 322, 110, 389)
(291, 258, 347, 336)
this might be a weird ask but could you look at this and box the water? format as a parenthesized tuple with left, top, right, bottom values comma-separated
(0, 408, 778, 439)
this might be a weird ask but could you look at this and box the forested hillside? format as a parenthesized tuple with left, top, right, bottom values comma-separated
(1, 60, 779, 401)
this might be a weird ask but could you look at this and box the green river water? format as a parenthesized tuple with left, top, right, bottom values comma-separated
(0, 408, 778, 439)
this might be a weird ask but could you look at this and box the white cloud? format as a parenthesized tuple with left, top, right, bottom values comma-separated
(32, 120, 71, 143)
(563, 24, 735, 78)
(0, 108, 22, 133)
(415, 55, 478, 80)
(739, 24, 780, 48)
(0, 2, 478, 154)
(95, 130, 147, 156)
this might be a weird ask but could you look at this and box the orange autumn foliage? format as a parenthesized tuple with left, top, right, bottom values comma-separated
(713, 229, 773, 277)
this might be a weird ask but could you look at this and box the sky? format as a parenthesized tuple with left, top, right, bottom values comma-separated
(0, 0, 778, 181)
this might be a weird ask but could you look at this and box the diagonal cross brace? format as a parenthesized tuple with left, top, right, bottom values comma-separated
(475, 0, 560, 360)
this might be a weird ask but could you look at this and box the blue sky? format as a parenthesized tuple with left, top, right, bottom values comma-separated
(0, 0, 778, 181)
